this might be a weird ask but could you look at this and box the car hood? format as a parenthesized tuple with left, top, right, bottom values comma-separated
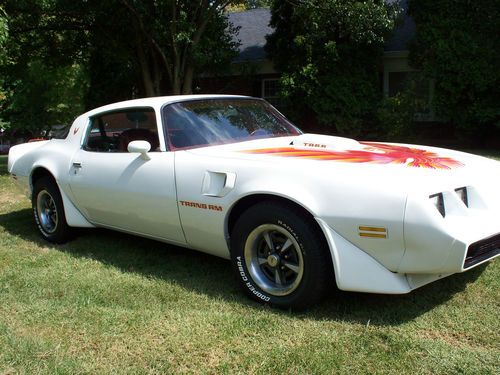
(186, 133, 500, 197)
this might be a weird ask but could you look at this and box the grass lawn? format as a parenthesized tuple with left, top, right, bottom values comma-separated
(0, 153, 499, 374)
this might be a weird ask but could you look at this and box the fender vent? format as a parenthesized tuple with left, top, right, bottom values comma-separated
(464, 233, 500, 268)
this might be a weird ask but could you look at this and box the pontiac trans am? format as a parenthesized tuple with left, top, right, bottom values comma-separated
(7, 95, 500, 308)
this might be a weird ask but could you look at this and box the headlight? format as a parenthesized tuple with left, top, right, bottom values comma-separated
(429, 193, 445, 217)
(455, 186, 469, 207)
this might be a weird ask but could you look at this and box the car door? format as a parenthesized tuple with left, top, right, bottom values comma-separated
(68, 107, 186, 244)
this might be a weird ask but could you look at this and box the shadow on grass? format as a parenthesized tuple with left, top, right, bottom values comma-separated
(0, 208, 487, 326)
(315, 266, 484, 325)
(0, 156, 9, 176)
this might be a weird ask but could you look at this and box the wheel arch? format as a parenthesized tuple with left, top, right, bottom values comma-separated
(227, 194, 317, 238)
(226, 193, 335, 279)
(30, 165, 94, 229)
(30, 166, 56, 194)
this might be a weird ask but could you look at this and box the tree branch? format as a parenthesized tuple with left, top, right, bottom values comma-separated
(120, 0, 173, 85)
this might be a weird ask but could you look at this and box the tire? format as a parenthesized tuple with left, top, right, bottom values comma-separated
(230, 201, 333, 309)
(32, 176, 72, 243)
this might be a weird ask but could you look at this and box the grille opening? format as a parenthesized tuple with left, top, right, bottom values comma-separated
(455, 187, 469, 207)
(429, 193, 445, 217)
(464, 233, 500, 268)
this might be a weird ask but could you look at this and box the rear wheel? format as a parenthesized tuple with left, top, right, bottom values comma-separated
(230, 201, 332, 309)
(32, 176, 72, 243)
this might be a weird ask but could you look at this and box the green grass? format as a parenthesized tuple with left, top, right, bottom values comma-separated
(1, 153, 499, 374)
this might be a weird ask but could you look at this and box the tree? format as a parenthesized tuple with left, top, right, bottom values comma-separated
(266, 0, 397, 136)
(114, 0, 240, 96)
(1, 61, 86, 136)
(0, 6, 8, 124)
(2, 1, 241, 98)
(0, 1, 89, 134)
(408, 0, 500, 138)
(0, 0, 243, 134)
(0, 6, 7, 63)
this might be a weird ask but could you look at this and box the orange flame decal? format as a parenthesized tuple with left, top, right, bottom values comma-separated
(243, 142, 463, 169)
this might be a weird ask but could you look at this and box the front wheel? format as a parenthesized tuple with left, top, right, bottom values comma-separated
(32, 177, 72, 243)
(230, 201, 333, 309)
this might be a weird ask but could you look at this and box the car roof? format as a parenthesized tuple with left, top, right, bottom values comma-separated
(84, 94, 253, 117)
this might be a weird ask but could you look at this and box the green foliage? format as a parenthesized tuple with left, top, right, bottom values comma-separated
(104, 0, 239, 95)
(408, 0, 500, 136)
(377, 72, 432, 141)
(0, 1, 89, 134)
(246, 0, 271, 8)
(228, 0, 272, 11)
(266, 0, 398, 137)
(0, 7, 8, 62)
(1, 61, 86, 135)
(0, 0, 241, 133)
(0, 6, 9, 121)
(377, 93, 416, 141)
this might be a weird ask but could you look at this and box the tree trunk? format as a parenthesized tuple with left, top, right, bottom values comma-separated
(171, 74, 181, 95)
(137, 44, 155, 97)
(182, 66, 194, 94)
(152, 55, 162, 96)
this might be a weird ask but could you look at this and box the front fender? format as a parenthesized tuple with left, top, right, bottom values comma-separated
(175, 150, 407, 271)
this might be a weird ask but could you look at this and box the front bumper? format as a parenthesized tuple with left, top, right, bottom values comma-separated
(316, 218, 498, 295)
(401, 189, 500, 274)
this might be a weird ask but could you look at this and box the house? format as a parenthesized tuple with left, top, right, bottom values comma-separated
(196, 2, 434, 125)
(196, 8, 285, 104)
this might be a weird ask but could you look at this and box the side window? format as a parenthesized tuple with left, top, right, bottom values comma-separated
(83, 108, 160, 152)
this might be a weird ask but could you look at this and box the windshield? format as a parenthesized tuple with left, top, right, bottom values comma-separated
(162, 98, 301, 150)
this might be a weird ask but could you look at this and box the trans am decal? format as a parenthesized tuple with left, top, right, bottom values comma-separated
(180, 200, 223, 211)
(243, 142, 463, 169)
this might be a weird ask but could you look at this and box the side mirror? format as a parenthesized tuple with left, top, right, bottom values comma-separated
(128, 140, 151, 160)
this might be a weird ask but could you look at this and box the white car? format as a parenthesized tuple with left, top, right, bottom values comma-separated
(8, 95, 500, 308)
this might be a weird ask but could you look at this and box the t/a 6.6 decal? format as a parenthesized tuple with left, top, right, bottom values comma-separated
(179, 200, 223, 212)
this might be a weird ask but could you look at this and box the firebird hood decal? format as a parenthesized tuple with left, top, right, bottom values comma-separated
(242, 142, 464, 169)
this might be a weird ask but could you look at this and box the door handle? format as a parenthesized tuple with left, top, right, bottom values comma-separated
(72, 162, 82, 174)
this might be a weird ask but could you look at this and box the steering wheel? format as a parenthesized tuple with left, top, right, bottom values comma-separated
(250, 129, 269, 137)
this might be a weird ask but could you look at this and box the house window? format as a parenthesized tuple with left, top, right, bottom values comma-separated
(388, 72, 430, 99)
(388, 72, 409, 97)
(262, 79, 284, 109)
(383, 52, 437, 121)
